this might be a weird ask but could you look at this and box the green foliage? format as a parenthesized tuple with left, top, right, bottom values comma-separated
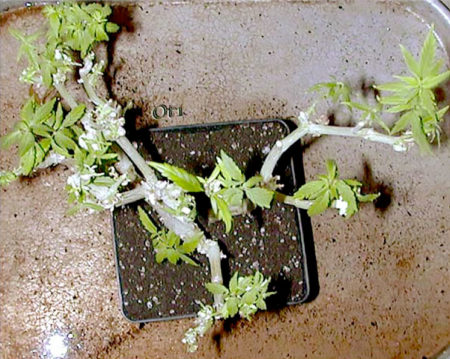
(0, 170, 18, 186)
(65, 147, 124, 213)
(202, 151, 274, 232)
(293, 159, 379, 217)
(151, 151, 274, 233)
(10, 3, 119, 89)
(43, 2, 119, 58)
(138, 206, 200, 266)
(342, 101, 390, 133)
(376, 27, 450, 153)
(0, 97, 85, 176)
(149, 162, 203, 192)
(309, 79, 351, 103)
(205, 271, 275, 320)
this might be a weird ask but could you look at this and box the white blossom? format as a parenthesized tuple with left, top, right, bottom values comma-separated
(37, 151, 66, 169)
(335, 196, 348, 216)
(182, 305, 215, 352)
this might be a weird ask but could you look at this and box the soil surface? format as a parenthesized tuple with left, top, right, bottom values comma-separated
(113, 121, 308, 321)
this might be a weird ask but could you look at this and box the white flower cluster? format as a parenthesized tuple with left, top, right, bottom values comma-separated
(52, 68, 67, 86)
(204, 179, 222, 197)
(37, 151, 66, 169)
(19, 67, 42, 85)
(78, 100, 126, 151)
(142, 180, 196, 221)
(67, 164, 128, 211)
(78, 52, 104, 85)
(182, 305, 215, 352)
(54, 48, 79, 68)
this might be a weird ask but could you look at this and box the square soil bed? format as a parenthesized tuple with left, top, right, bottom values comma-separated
(112, 119, 315, 322)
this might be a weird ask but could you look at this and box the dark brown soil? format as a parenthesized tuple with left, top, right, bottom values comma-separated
(112, 120, 310, 322)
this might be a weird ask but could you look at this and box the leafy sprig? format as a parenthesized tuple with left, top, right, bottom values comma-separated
(293, 160, 379, 217)
(0, 97, 85, 175)
(43, 2, 119, 58)
(10, 3, 118, 89)
(149, 151, 274, 233)
(202, 151, 274, 232)
(206, 271, 274, 319)
(309, 79, 351, 104)
(375, 27, 450, 153)
(183, 271, 274, 352)
(65, 147, 125, 213)
(138, 206, 200, 266)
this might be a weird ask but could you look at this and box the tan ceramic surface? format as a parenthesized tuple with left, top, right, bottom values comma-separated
(1, 1, 449, 358)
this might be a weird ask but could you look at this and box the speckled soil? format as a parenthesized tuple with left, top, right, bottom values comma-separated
(114, 121, 308, 322)
(0, 2, 449, 359)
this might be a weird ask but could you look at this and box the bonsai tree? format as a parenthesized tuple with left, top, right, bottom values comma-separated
(0, 2, 448, 352)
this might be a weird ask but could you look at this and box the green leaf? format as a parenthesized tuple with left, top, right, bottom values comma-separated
(34, 98, 56, 124)
(106, 22, 120, 33)
(181, 234, 201, 253)
(375, 81, 412, 92)
(0, 130, 21, 149)
(293, 180, 326, 200)
(149, 162, 203, 192)
(20, 97, 35, 123)
(343, 179, 362, 187)
(391, 111, 414, 134)
(20, 146, 36, 175)
(167, 249, 180, 265)
(51, 138, 70, 157)
(245, 187, 274, 209)
(307, 191, 330, 216)
(422, 70, 450, 89)
(138, 206, 157, 235)
(326, 159, 337, 180)
(379, 95, 409, 106)
(206, 282, 228, 295)
(336, 180, 358, 217)
(32, 124, 52, 137)
(419, 28, 436, 77)
(419, 89, 436, 115)
(256, 298, 267, 310)
(411, 115, 431, 154)
(342, 101, 371, 112)
(214, 195, 233, 233)
(229, 272, 239, 293)
(385, 103, 414, 114)
(399, 44, 420, 77)
(226, 297, 239, 318)
(436, 105, 449, 119)
(179, 254, 198, 267)
(155, 250, 166, 264)
(221, 188, 244, 208)
(19, 131, 35, 157)
(0, 170, 17, 186)
(243, 175, 263, 189)
(217, 150, 244, 182)
(393, 75, 418, 86)
(35, 139, 51, 164)
(54, 103, 64, 129)
(54, 131, 77, 151)
(242, 289, 257, 305)
(357, 193, 380, 202)
(63, 104, 86, 127)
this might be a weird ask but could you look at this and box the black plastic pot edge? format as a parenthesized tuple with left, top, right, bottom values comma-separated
(111, 118, 319, 324)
